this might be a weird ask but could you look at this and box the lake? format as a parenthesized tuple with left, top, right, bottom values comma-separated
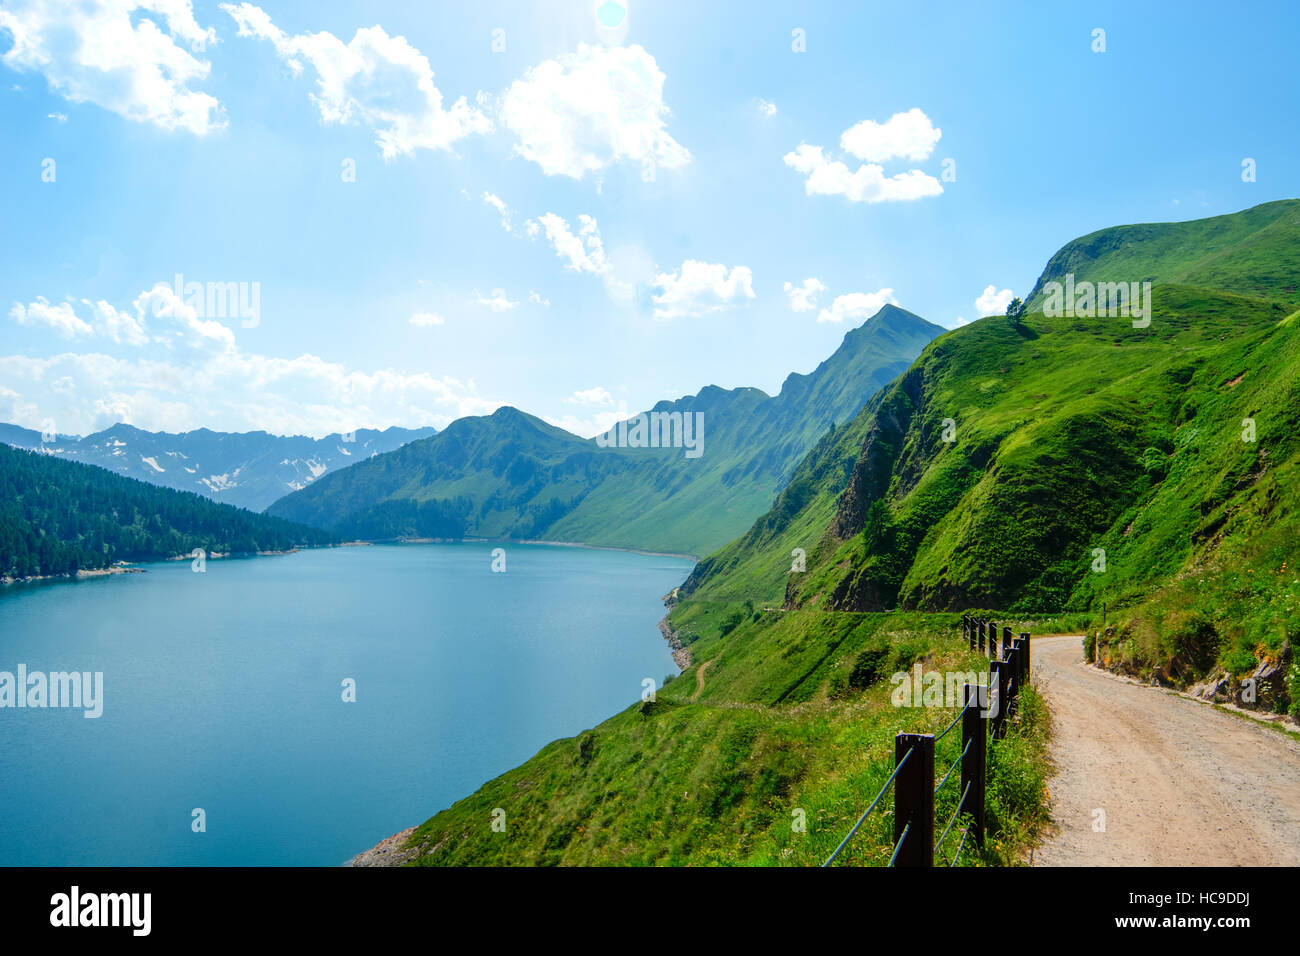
(0, 542, 692, 865)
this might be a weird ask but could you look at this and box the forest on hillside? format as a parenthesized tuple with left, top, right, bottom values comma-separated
(0, 443, 335, 579)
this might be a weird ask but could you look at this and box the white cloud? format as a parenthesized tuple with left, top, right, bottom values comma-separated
(498, 43, 690, 179)
(134, 283, 237, 352)
(0, 286, 499, 437)
(0, 0, 223, 135)
(817, 289, 899, 324)
(651, 260, 755, 320)
(757, 99, 777, 117)
(784, 143, 943, 204)
(567, 386, 613, 406)
(473, 288, 518, 312)
(840, 108, 941, 162)
(537, 212, 610, 274)
(10, 297, 93, 339)
(47, 112, 67, 122)
(481, 192, 512, 230)
(954, 315, 969, 327)
(975, 284, 1014, 317)
(409, 311, 444, 327)
(784, 110, 943, 205)
(221, 3, 490, 159)
(545, 399, 632, 439)
(783, 277, 826, 313)
(84, 299, 149, 346)
(10, 285, 241, 350)
(529, 290, 550, 307)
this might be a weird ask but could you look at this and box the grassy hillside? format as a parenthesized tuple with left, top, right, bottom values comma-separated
(382, 200, 1300, 867)
(679, 200, 1300, 710)
(0, 443, 334, 579)
(402, 612, 1048, 866)
(268, 306, 943, 557)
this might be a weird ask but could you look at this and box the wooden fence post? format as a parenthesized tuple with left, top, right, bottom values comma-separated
(988, 624, 998, 660)
(989, 659, 1005, 739)
(893, 733, 934, 866)
(961, 683, 986, 850)
(1021, 631, 1031, 682)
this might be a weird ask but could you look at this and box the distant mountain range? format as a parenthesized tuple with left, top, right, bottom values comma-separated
(266, 305, 946, 556)
(0, 423, 437, 512)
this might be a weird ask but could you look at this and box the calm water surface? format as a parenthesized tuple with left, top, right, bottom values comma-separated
(0, 543, 690, 865)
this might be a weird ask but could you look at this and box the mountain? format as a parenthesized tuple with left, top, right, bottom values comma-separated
(0, 423, 437, 512)
(0, 442, 334, 580)
(385, 199, 1299, 866)
(677, 199, 1300, 686)
(268, 305, 945, 556)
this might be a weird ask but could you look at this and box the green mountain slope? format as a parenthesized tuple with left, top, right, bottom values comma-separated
(0, 443, 334, 579)
(1025, 198, 1300, 309)
(382, 200, 1299, 867)
(679, 200, 1300, 692)
(268, 306, 943, 556)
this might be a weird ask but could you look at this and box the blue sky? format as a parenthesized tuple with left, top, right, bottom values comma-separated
(1, 0, 1296, 439)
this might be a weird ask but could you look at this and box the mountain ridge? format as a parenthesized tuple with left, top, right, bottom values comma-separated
(268, 305, 946, 556)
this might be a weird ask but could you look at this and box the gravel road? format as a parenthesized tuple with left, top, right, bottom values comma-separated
(1032, 635, 1300, 866)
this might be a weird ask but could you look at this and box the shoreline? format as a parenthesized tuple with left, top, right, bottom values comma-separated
(1, 564, 146, 587)
(509, 539, 698, 562)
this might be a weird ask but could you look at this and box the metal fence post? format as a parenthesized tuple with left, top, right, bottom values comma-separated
(893, 733, 934, 866)
(961, 683, 986, 850)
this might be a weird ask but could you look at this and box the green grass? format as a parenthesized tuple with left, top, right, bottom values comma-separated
(393, 199, 1300, 866)
(403, 612, 1048, 866)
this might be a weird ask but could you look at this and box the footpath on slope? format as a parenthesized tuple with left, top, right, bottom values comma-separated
(1032, 635, 1300, 866)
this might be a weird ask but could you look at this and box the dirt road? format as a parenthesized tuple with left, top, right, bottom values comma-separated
(1032, 635, 1300, 866)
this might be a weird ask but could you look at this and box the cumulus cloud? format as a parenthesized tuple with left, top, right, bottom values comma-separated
(840, 108, 941, 162)
(9, 284, 241, 350)
(545, 398, 632, 440)
(975, 284, 1014, 316)
(784, 144, 943, 204)
(757, 99, 777, 117)
(1, 286, 499, 437)
(10, 298, 94, 339)
(817, 289, 899, 324)
(221, 2, 490, 159)
(783, 277, 826, 313)
(529, 290, 550, 307)
(784, 109, 943, 205)
(472, 288, 518, 312)
(84, 299, 149, 346)
(651, 260, 755, 320)
(0, 0, 223, 134)
(536, 213, 610, 274)
(498, 43, 690, 179)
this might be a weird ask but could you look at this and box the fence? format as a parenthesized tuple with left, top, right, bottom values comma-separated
(822, 616, 1031, 867)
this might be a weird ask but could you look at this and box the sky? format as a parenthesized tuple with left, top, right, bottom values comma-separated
(0, 0, 1297, 440)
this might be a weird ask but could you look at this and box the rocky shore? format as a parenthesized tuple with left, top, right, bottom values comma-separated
(659, 616, 691, 669)
(1, 564, 144, 586)
(344, 826, 418, 867)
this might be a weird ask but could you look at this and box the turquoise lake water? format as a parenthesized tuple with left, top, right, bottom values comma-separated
(0, 542, 691, 865)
